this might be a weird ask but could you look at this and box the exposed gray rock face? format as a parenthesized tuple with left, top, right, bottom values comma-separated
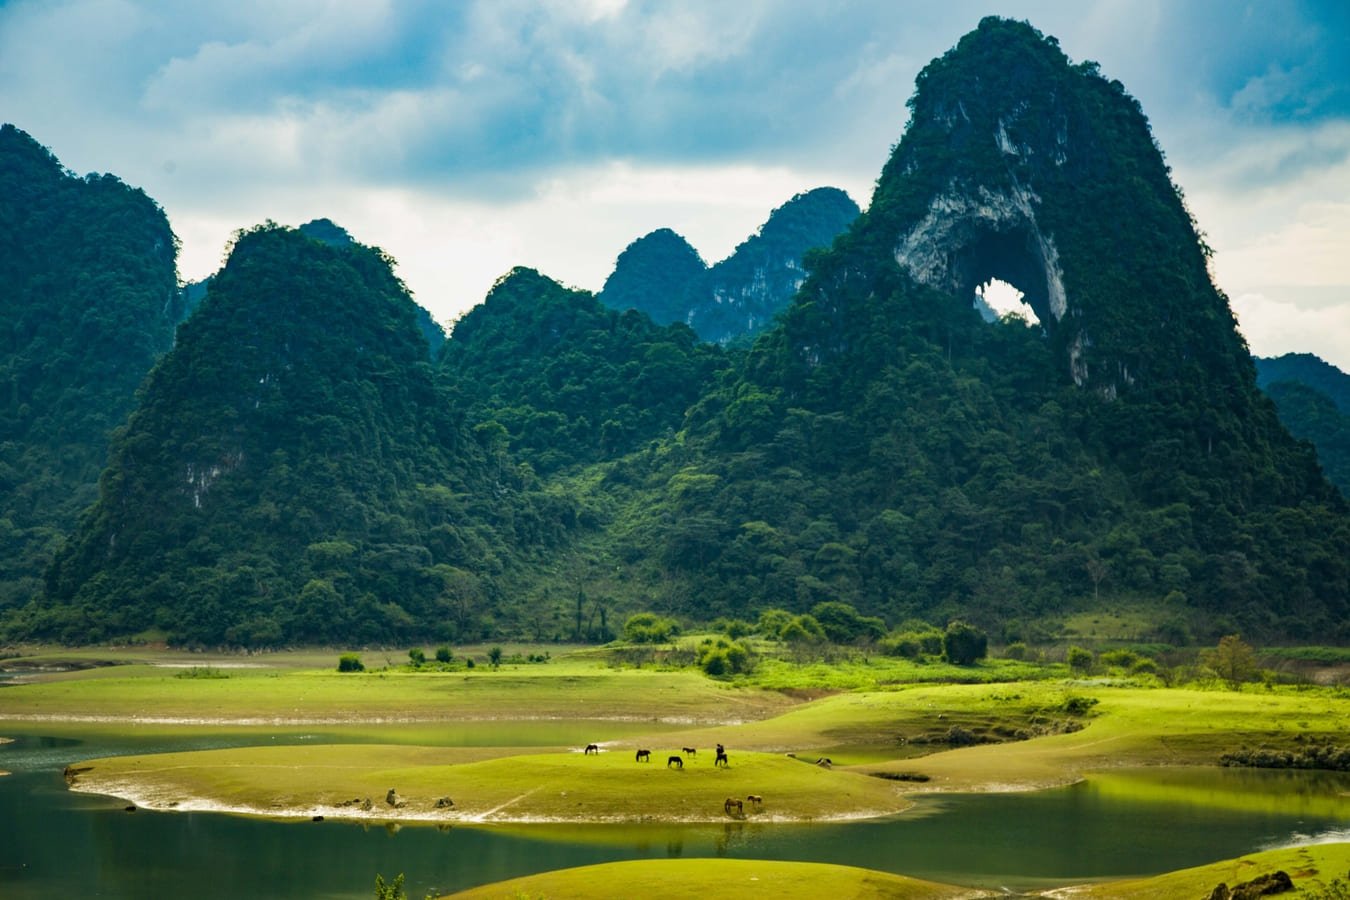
(894, 181, 1067, 323)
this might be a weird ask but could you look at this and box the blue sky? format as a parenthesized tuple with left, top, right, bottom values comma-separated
(2, 0, 1347, 368)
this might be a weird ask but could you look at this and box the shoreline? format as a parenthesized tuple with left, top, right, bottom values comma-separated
(67, 776, 909, 825)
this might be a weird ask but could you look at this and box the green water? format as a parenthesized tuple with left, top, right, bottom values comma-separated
(2, 727, 1347, 898)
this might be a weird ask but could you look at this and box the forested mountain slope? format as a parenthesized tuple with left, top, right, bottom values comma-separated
(0, 124, 181, 610)
(442, 267, 727, 474)
(31, 226, 574, 645)
(598, 18, 1348, 639)
(599, 188, 859, 345)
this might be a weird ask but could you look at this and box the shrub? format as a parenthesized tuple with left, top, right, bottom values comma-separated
(942, 620, 988, 665)
(755, 608, 793, 639)
(623, 612, 680, 644)
(1098, 649, 1140, 669)
(407, 648, 426, 667)
(435, 645, 453, 664)
(711, 617, 754, 639)
(337, 654, 364, 673)
(1004, 641, 1029, 661)
(1129, 657, 1160, 677)
(1066, 645, 1094, 673)
(696, 637, 754, 677)
(487, 646, 503, 668)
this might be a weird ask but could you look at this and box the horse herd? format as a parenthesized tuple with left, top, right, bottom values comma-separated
(583, 742, 760, 816)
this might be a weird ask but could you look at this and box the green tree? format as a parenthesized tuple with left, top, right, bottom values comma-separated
(1203, 634, 1258, 689)
(487, 646, 503, 669)
(407, 648, 425, 667)
(1067, 645, 1094, 673)
(435, 645, 453, 664)
(942, 620, 988, 665)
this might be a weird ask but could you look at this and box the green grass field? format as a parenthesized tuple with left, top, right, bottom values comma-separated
(443, 858, 978, 899)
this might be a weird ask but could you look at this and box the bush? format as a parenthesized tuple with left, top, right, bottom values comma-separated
(1129, 657, 1160, 677)
(407, 648, 426, 667)
(337, 654, 364, 673)
(623, 612, 680, 644)
(1066, 645, 1094, 673)
(711, 617, 754, 639)
(942, 621, 988, 665)
(756, 608, 793, 639)
(487, 646, 503, 668)
(435, 645, 453, 664)
(1098, 649, 1140, 669)
(696, 637, 754, 677)
(1004, 641, 1029, 660)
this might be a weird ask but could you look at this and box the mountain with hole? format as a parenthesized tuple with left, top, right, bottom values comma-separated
(3, 18, 1347, 647)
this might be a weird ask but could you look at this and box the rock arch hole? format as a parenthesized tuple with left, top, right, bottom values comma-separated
(975, 278, 1039, 325)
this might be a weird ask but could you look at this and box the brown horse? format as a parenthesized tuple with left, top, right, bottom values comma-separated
(723, 797, 743, 815)
(746, 794, 763, 807)
(635, 749, 651, 762)
(715, 750, 729, 767)
(667, 755, 683, 768)
(682, 746, 697, 756)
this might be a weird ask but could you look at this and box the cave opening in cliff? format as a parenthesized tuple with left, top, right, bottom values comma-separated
(955, 226, 1054, 329)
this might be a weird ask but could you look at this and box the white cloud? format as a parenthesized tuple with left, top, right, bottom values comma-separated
(1230, 292, 1350, 371)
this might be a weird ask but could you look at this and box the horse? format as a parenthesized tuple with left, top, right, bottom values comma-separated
(682, 746, 697, 756)
(723, 797, 743, 815)
(746, 794, 763, 807)
(815, 757, 832, 768)
(667, 755, 683, 768)
(715, 750, 729, 767)
(635, 749, 651, 762)
(584, 743, 599, 755)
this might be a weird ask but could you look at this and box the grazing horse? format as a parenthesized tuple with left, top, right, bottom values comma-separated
(714, 749, 729, 767)
(667, 755, 683, 768)
(746, 794, 763, 807)
(682, 746, 697, 756)
(723, 797, 743, 815)
(584, 743, 599, 755)
(635, 749, 651, 762)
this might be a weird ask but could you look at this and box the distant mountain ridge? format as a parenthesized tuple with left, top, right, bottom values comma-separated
(599, 187, 859, 345)
(1256, 353, 1350, 497)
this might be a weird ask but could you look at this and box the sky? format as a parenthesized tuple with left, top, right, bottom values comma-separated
(1, 0, 1348, 369)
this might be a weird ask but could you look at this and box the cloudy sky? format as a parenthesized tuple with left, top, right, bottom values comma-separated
(2, 0, 1347, 368)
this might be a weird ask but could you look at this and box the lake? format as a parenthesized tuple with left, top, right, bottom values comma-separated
(2, 726, 1347, 898)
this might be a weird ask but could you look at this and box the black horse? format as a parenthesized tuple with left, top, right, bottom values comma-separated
(584, 743, 599, 755)
(635, 749, 651, 762)
(715, 749, 729, 767)
(667, 755, 683, 768)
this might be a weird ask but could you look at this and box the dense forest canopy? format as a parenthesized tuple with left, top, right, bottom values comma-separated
(0, 124, 181, 611)
(1, 18, 1347, 647)
(29, 226, 575, 645)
